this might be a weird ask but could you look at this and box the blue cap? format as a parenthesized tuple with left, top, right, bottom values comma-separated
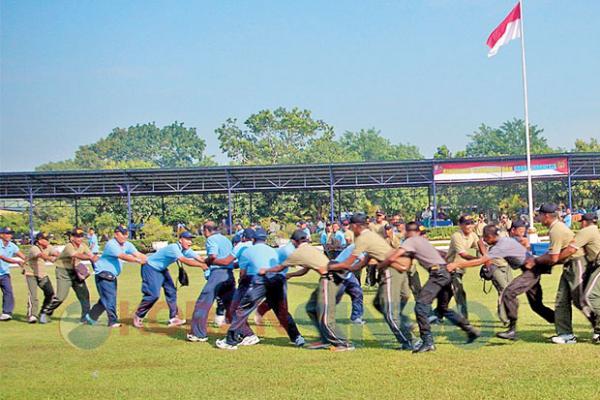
(0, 226, 15, 234)
(242, 228, 255, 240)
(114, 225, 128, 235)
(179, 231, 196, 239)
(254, 227, 268, 240)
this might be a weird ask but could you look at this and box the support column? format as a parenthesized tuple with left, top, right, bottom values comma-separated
(432, 181, 438, 227)
(249, 192, 254, 223)
(74, 197, 79, 226)
(329, 167, 335, 223)
(226, 171, 233, 235)
(28, 187, 34, 240)
(567, 159, 573, 210)
(126, 184, 132, 232)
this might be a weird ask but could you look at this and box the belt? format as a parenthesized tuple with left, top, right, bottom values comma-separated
(430, 265, 442, 271)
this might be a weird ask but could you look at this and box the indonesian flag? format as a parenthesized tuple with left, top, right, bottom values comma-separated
(486, 2, 521, 57)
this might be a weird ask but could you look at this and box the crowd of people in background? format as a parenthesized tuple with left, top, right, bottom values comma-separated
(1, 202, 599, 353)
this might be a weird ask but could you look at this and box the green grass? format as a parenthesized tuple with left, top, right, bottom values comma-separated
(1, 264, 599, 400)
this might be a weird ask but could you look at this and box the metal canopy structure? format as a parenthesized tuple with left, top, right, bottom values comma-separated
(1, 152, 599, 235)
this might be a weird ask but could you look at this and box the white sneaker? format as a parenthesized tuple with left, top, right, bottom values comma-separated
(186, 333, 208, 343)
(109, 323, 122, 328)
(0, 313, 11, 321)
(216, 338, 238, 350)
(294, 336, 306, 347)
(350, 318, 366, 325)
(550, 334, 577, 344)
(592, 333, 599, 344)
(167, 317, 186, 327)
(28, 315, 38, 324)
(213, 315, 226, 327)
(239, 335, 260, 346)
(39, 313, 50, 324)
(254, 313, 264, 326)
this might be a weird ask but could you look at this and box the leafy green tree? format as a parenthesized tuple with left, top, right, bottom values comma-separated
(339, 128, 423, 161)
(465, 119, 555, 157)
(573, 138, 600, 152)
(434, 145, 452, 159)
(216, 107, 335, 165)
(37, 122, 214, 171)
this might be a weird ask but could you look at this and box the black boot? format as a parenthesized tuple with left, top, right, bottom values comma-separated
(496, 320, 518, 340)
(465, 325, 481, 344)
(412, 336, 435, 353)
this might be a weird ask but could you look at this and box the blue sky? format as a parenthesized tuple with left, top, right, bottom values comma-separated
(1, 0, 598, 171)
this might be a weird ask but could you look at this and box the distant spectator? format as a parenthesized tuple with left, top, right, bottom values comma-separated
(563, 208, 572, 228)
(87, 228, 99, 254)
(421, 207, 432, 228)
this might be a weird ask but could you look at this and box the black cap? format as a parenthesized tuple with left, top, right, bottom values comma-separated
(69, 227, 85, 238)
(254, 227, 268, 240)
(375, 209, 385, 216)
(458, 215, 474, 225)
(242, 228, 255, 240)
(539, 203, 558, 214)
(114, 225, 128, 234)
(349, 213, 367, 224)
(290, 229, 309, 242)
(342, 219, 350, 226)
(511, 219, 528, 229)
(0, 227, 15, 235)
(35, 232, 50, 241)
(582, 213, 598, 222)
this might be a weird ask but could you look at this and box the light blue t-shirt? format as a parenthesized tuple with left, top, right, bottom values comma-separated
(333, 231, 347, 247)
(88, 234, 99, 253)
(146, 243, 196, 272)
(94, 238, 138, 276)
(564, 214, 572, 228)
(0, 241, 19, 276)
(206, 233, 234, 270)
(334, 244, 365, 280)
(233, 241, 253, 261)
(303, 227, 311, 239)
(275, 242, 296, 275)
(238, 242, 278, 276)
(320, 232, 329, 246)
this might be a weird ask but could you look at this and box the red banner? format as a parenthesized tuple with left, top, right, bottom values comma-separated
(434, 157, 569, 182)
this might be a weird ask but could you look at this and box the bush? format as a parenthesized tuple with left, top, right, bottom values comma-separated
(40, 217, 72, 241)
(140, 217, 174, 241)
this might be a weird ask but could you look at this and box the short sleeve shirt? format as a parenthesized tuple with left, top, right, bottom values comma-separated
(548, 220, 583, 260)
(0, 241, 20, 276)
(353, 229, 394, 262)
(88, 234, 99, 253)
(282, 243, 329, 272)
(335, 244, 366, 279)
(146, 243, 196, 271)
(94, 238, 138, 276)
(400, 236, 446, 271)
(233, 241, 253, 260)
(24, 245, 55, 278)
(446, 231, 479, 263)
(276, 242, 296, 275)
(238, 243, 279, 276)
(487, 237, 528, 269)
(206, 233, 234, 270)
(369, 222, 387, 238)
(55, 242, 91, 270)
(344, 229, 354, 244)
(571, 225, 600, 263)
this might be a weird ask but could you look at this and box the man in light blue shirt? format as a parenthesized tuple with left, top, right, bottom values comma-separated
(188, 221, 236, 342)
(333, 244, 365, 324)
(87, 228, 100, 254)
(133, 231, 207, 329)
(216, 228, 303, 350)
(86, 225, 147, 327)
(0, 227, 26, 321)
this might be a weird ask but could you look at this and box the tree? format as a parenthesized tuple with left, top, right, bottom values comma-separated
(216, 107, 335, 165)
(434, 145, 452, 159)
(465, 119, 555, 157)
(573, 138, 600, 152)
(339, 128, 423, 161)
(37, 122, 214, 171)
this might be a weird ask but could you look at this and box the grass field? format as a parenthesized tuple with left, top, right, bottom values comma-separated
(1, 263, 599, 400)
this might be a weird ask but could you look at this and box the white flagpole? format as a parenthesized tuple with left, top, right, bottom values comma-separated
(518, 0, 535, 226)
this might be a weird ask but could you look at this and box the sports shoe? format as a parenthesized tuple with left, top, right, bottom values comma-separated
(550, 334, 577, 344)
(216, 338, 238, 350)
(109, 323, 122, 328)
(0, 313, 12, 321)
(465, 327, 481, 344)
(330, 344, 355, 352)
(239, 335, 260, 346)
(293, 336, 306, 347)
(592, 333, 599, 344)
(84, 314, 97, 325)
(186, 333, 209, 342)
(350, 318, 366, 325)
(213, 315, 226, 328)
(413, 341, 436, 353)
(254, 313, 264, 326)
(28, 315, 38, 324)
(132, 314, 144, 328)
(167, 317, 186, 327)
(427, 315, 441, 325)
(307, 341, 331, 350)
(39, 313, 50, 324)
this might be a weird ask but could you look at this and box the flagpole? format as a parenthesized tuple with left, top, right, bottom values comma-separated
(518, 0, 535, 227)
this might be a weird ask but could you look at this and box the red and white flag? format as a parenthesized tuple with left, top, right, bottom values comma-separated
(486, 2, 521, 57)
